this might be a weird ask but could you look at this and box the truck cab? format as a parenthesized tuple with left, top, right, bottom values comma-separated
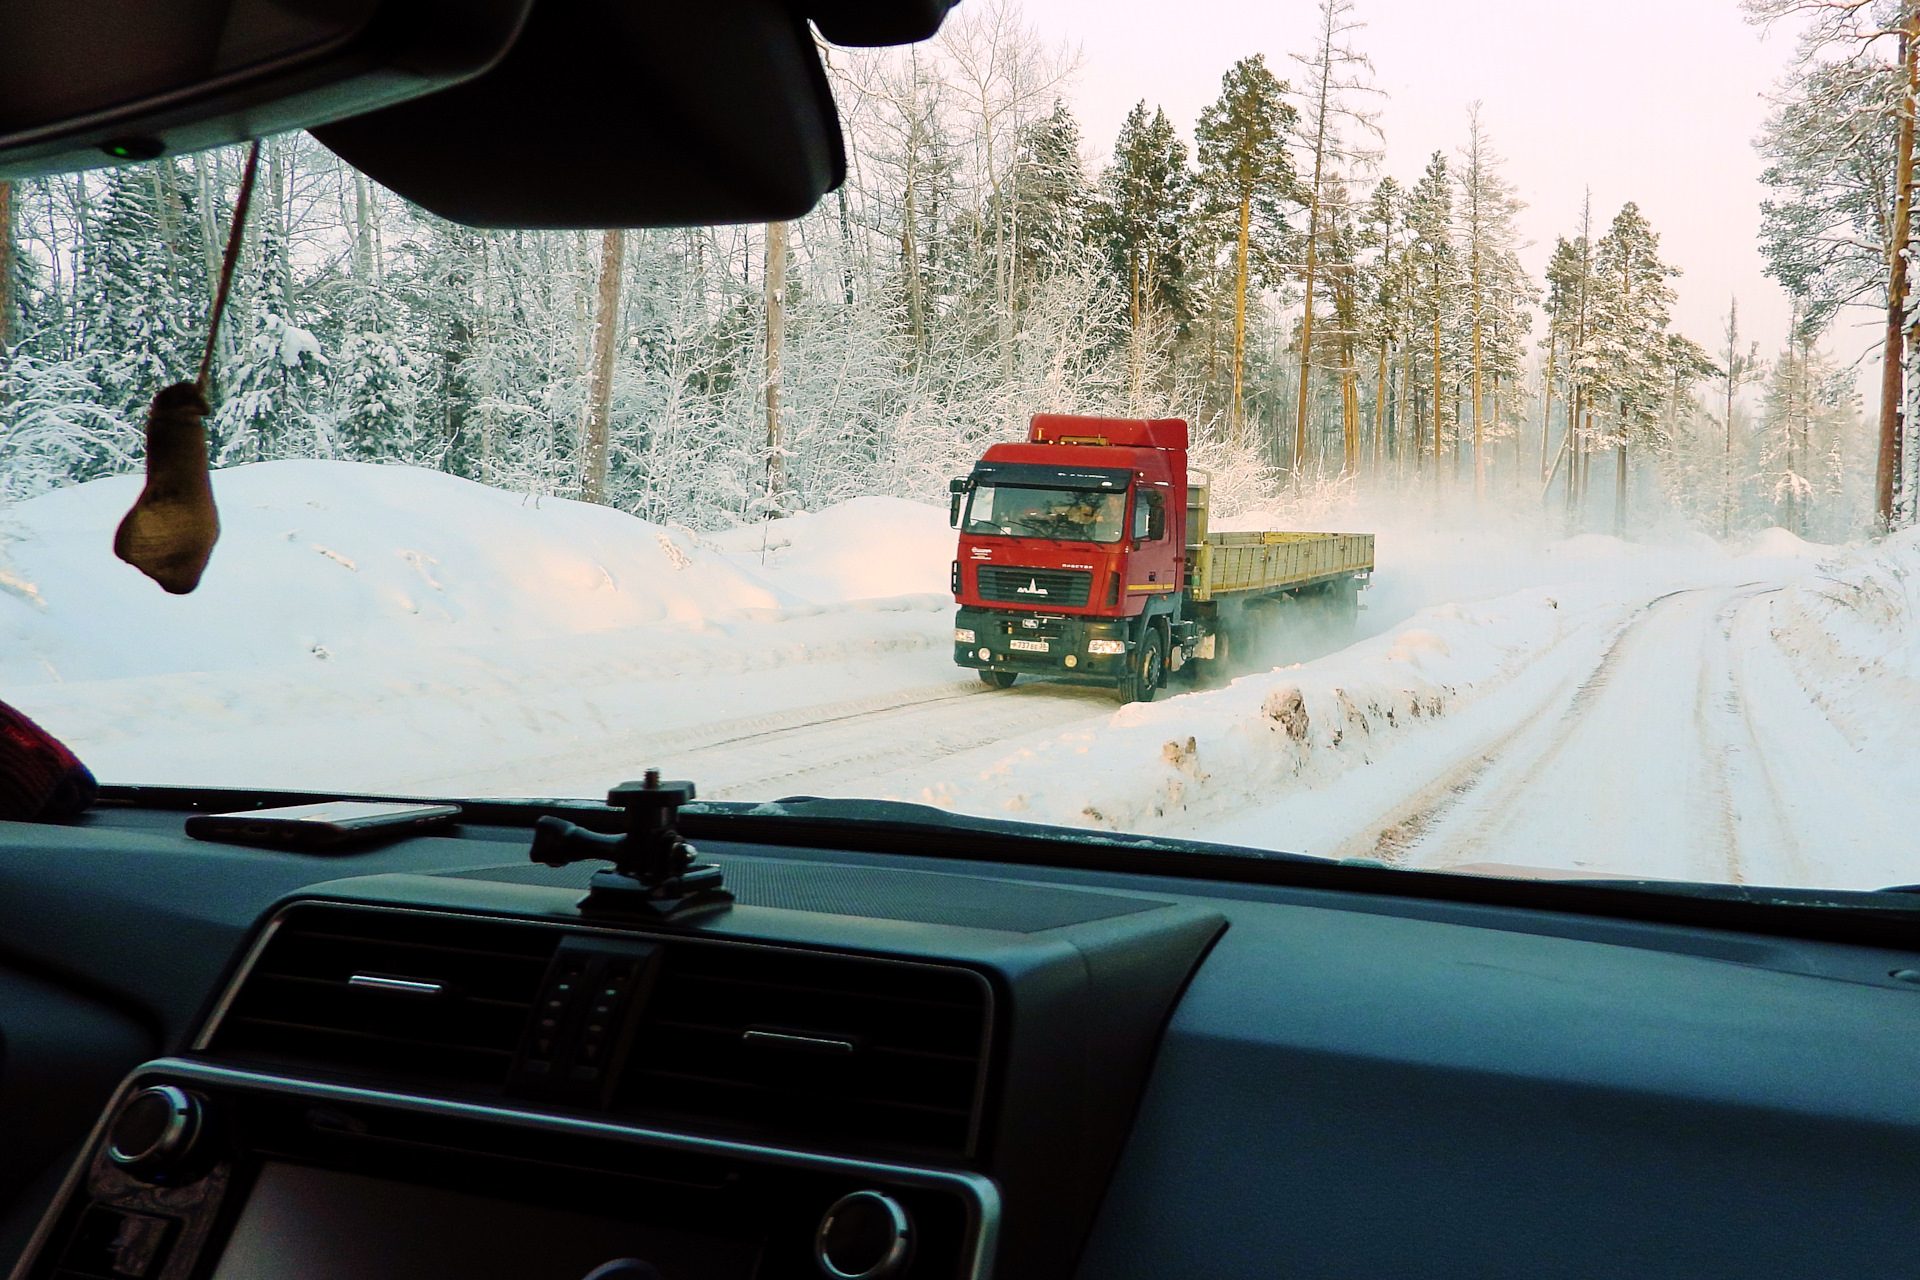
(950, 415, 1193, 701)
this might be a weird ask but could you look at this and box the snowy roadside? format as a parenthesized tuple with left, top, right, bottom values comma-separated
(0, 461, 962, 793)
(0, 456, 1883, 881)
(874, 535, 1832, 857)
(1769, 527, 1920, 760)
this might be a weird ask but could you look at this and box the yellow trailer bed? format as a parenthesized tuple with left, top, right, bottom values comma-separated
(1179, 474, 1374, 603)
(1187, 530, 1375, 602)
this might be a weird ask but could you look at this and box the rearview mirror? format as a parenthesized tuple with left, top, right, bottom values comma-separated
(0, 0, 533, 179)
(949, 478, 969, 528)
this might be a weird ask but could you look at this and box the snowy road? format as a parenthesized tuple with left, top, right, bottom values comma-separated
(1342, 584, 1808, 882)
(426, 675, 1122, 801)
(1190, 571, 1920, 890)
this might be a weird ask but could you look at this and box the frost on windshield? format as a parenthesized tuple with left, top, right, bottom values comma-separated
(0, 0, 1918, 892)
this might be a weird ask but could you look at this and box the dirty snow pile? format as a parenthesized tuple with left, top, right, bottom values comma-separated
(0, 461, 954, 792)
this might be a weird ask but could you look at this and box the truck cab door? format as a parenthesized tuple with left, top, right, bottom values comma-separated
(1130, 488, 1180, 605)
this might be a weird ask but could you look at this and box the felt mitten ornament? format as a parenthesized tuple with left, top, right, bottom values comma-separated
(113, 381, 220, 594)
(108, 141, 259, 595)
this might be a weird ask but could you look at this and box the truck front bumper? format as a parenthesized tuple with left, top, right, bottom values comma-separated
(953, 607, 1134, 680)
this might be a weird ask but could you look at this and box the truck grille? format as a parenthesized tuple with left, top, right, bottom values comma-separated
(976, 567, 1092, 607)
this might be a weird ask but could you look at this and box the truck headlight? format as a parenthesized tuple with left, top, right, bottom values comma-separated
(954, 627, 976, 644)
(1087, 639, 1126, 655)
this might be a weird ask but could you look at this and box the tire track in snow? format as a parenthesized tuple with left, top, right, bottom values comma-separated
(1712, 589, 1810, 886)
(1390, 584, 1804, 881)
(426, 677, 1119, 798)
(1339, 590, 1690, 865)
(693, 682, 1120, 799)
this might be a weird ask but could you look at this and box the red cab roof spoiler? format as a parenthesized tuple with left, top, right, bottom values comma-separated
(1028, 414, 1188, 451)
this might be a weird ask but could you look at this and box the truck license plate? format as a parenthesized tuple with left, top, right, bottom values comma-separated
(1009, 639, 1049, 653)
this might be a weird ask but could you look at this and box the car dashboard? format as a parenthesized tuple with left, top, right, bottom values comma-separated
(3, 793, 1920, 1280)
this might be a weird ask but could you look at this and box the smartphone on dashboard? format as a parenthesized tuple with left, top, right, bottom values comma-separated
(185, 800, 461, 851)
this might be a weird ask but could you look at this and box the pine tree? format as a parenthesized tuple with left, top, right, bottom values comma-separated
(1455, 104, 1528, 499)
(1094, 103, 1193, 410)
(1585, 202, 1680, 531)
(1712, 298, 1766, 535)
(1759, 312, 1867, 537)
(1748, 0, 1917, 528)
(1356, 176, 1405, 470)
(1406, 151, 1458, 476)
(1003, 101, 1091, 299)
(1194, 55, 1299, 449)
(78, 160, 209, 421)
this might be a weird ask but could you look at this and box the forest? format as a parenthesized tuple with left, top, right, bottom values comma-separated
(0, 0, 1907, 544)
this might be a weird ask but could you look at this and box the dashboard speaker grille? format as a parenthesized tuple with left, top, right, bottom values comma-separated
(206, 906, 557, 1089)
(619, 943, 991, 1158)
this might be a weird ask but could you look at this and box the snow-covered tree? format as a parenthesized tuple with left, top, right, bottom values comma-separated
(1194, 54, 1299, 448)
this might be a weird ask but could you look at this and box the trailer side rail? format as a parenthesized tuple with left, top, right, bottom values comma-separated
(1189, 532, 1374, 602)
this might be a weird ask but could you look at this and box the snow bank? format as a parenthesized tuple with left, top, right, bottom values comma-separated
(705, 497, 954, 602)
(0, 460, 814, 685)
(1769, 528, 1920, 756)
(890, 530, 1837, 854)
(898, 588, 1582, 833)
(0, 462, 957, 792)
(1742, 526, 1829, 560)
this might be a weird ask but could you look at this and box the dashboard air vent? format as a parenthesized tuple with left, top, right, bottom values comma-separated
(619, 944, 991, 1157)
(206, 906, 557, 1089)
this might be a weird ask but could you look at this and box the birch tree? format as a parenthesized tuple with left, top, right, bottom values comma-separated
(1288, 0, 1382, 476)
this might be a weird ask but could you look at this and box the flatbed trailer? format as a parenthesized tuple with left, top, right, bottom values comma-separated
(1182, 472, 1374, 603)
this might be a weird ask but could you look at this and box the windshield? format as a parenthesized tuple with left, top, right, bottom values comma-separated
(964, 485, 1127, 542)
(3, 0, 1917, 898)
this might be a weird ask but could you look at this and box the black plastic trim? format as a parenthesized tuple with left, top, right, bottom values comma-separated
(91, 785, 1920, 953)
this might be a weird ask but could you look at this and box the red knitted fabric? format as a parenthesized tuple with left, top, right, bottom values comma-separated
(0, 699, 96, 821)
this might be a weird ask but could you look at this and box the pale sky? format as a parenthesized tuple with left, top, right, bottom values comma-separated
(1016, 0, 1867, 390)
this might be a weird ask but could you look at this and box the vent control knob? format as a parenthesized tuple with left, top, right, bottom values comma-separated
(107, 1086, 203, 1180)
(815, 1191, 912, 1279)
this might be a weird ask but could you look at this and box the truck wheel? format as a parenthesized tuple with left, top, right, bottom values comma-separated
(979, 669, 1017, 689)
(1118, 628, 1166, 704)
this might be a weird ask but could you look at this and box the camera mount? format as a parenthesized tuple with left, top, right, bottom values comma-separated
(528, 771, 733, 920)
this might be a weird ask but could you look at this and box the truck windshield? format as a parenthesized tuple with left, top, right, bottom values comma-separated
(964, 485, 1127, 543)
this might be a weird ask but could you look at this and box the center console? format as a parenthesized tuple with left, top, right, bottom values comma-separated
(36, 1060, 988, 1280)
(9, 855, 1224, 1280)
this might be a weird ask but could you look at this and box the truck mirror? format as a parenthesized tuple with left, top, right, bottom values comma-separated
(1148, 501, 1166, 541)
(949, 478, 970, 494)
(950, 493, 964, 527)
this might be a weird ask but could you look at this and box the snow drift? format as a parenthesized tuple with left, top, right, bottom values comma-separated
(0, 461, 955, 792)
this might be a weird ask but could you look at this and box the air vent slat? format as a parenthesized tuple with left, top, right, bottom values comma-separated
(207, 906, 560, 1091)
(251, 972, 533, 1011)
(632, 1069, 974, 1117)
(675, 972, 982, 1011)
(620, 945, 991, 1157)
(227, 1016, 519, 1059)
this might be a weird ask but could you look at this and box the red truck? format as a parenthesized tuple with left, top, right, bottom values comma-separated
(949, 414, 1375, 702)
